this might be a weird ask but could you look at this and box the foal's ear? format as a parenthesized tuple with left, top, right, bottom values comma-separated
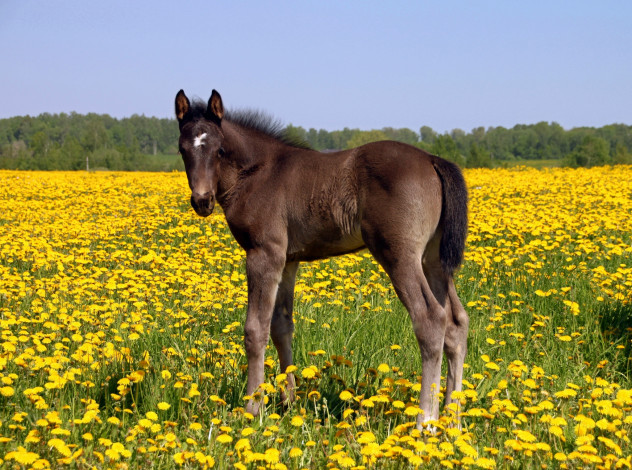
(207, 89, 224, 123)
(175, 90, 190, 122)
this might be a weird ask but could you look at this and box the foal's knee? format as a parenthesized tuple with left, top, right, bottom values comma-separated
(453, 303, 469, 329)
(244, 322, 269, 355)
(444, 307, 469, 356)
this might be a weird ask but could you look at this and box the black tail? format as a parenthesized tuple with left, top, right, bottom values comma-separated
(432, 157, 468, 276)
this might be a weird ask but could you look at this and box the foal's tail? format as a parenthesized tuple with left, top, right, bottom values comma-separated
(432, 157, 468, 276)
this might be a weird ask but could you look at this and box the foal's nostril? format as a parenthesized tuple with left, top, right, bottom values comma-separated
(190, 191, 215, 216)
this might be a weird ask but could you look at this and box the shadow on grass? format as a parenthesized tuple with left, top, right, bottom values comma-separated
(598, 301, 632, 378)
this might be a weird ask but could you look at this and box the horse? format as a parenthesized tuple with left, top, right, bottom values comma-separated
(174, 89, 469, 428)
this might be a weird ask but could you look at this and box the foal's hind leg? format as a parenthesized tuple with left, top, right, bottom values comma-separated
(423, 246, 469, 424)
(391, 259, 446, 427)
(270, 262, 299, 404)
(443, 279, 469, 413)
(363, 236, 447, 428)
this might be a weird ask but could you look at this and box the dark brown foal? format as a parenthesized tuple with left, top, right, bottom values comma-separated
(175, 89, 469, 428)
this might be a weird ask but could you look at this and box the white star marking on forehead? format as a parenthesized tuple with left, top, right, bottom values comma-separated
(193, 133, 208, 148)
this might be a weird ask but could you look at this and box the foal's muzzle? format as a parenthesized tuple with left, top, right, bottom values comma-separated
(190, 191, 215, 217)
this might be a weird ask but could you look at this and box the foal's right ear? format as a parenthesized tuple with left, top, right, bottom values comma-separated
(175, 90, 190, 122)
(206, 90, 224, 123)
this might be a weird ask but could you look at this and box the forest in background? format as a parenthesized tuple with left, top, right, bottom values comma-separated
(1, 112, 631, 171)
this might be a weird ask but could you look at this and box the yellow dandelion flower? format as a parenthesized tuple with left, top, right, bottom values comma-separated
(404, 406, 421, 416)
(216, 433, 232, 444)
(555, 389, 577, 399)
(235, 438, 251, 451)
(554, 452, 567, 461)
(290, 416, 304, 427)
(48, 438, 72, 457)
(355, 415, 367, 426)
(360, 398, 375, 407)
(357, 431, 376, 444)
(301, 367, 317, 379)
(188, 384, 201, 397)
(474, 457, 496, 469)
(5, 447, 40, 465)
(512, 430, 537, 442)
(241, 427, 255, 436)
(598, 436, 622, 455)
(339, 390, 353, 401)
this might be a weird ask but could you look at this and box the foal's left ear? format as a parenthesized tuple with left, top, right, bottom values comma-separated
(206, 90, 224, 123)
(175, 89, 190, 122)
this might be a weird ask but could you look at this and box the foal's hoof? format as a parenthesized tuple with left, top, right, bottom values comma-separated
(244, 395, 264, 417)
(416, 418, 439, 436)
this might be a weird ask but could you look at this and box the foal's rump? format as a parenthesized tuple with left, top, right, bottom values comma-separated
(355, 142, 466, 265)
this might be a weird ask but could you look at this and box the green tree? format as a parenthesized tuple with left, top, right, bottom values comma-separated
(431, 134, 465, 166)
(466, 143, 492, 168)
(485, 126, 514, 160)
(284, 124, 309, 147)
(81, 117, 108, 152)
(381, 127, 419, 146)
(345, 130, 389, 149)
(61, 136, 84, 170)
(330, 128, 356, 150)
(565, 135, 610, 167)
(613, 144, 632, 165)
(420, 126, 437, 145)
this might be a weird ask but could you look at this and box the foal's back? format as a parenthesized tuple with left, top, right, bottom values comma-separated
(272, 141, 443, 262)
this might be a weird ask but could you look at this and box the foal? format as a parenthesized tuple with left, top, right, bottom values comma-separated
(175, 89, 469, 428)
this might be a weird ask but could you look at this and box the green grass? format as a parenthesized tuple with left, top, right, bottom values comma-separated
(141, 153, 183, 172)
(498, 158, 562, 169)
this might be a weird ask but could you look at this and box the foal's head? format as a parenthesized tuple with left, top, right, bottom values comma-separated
(175, 89, 225, 217)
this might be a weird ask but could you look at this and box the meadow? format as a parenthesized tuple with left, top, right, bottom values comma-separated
(0, 166, 631, 469)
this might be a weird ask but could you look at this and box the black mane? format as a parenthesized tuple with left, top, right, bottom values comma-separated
(188, 99, 311, 150)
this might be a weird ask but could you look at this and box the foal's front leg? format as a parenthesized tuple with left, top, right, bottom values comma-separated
(243, 247, 286, 416)
(270, 262, 299, 404)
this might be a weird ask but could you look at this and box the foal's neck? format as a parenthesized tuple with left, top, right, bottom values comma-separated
(216, 122, 282, 208)
(223, 121, 281, 168)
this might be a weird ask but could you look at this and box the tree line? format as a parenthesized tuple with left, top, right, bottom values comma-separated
(1, 112, 631, 171)
(0, 112, 180, 171)
(287, 122, 632, 168)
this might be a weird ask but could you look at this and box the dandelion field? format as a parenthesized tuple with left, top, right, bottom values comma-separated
(1, 166, 631, 469)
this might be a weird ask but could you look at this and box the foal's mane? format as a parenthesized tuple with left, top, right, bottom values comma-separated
(189, 99, 311, 150)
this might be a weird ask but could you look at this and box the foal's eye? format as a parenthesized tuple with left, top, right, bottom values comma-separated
(218, 147, 225, 157)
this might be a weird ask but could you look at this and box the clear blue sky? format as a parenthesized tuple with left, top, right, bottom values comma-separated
(1, 1, 630, 133)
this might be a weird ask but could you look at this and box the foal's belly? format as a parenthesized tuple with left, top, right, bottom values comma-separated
(287, 229, 365, 262)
